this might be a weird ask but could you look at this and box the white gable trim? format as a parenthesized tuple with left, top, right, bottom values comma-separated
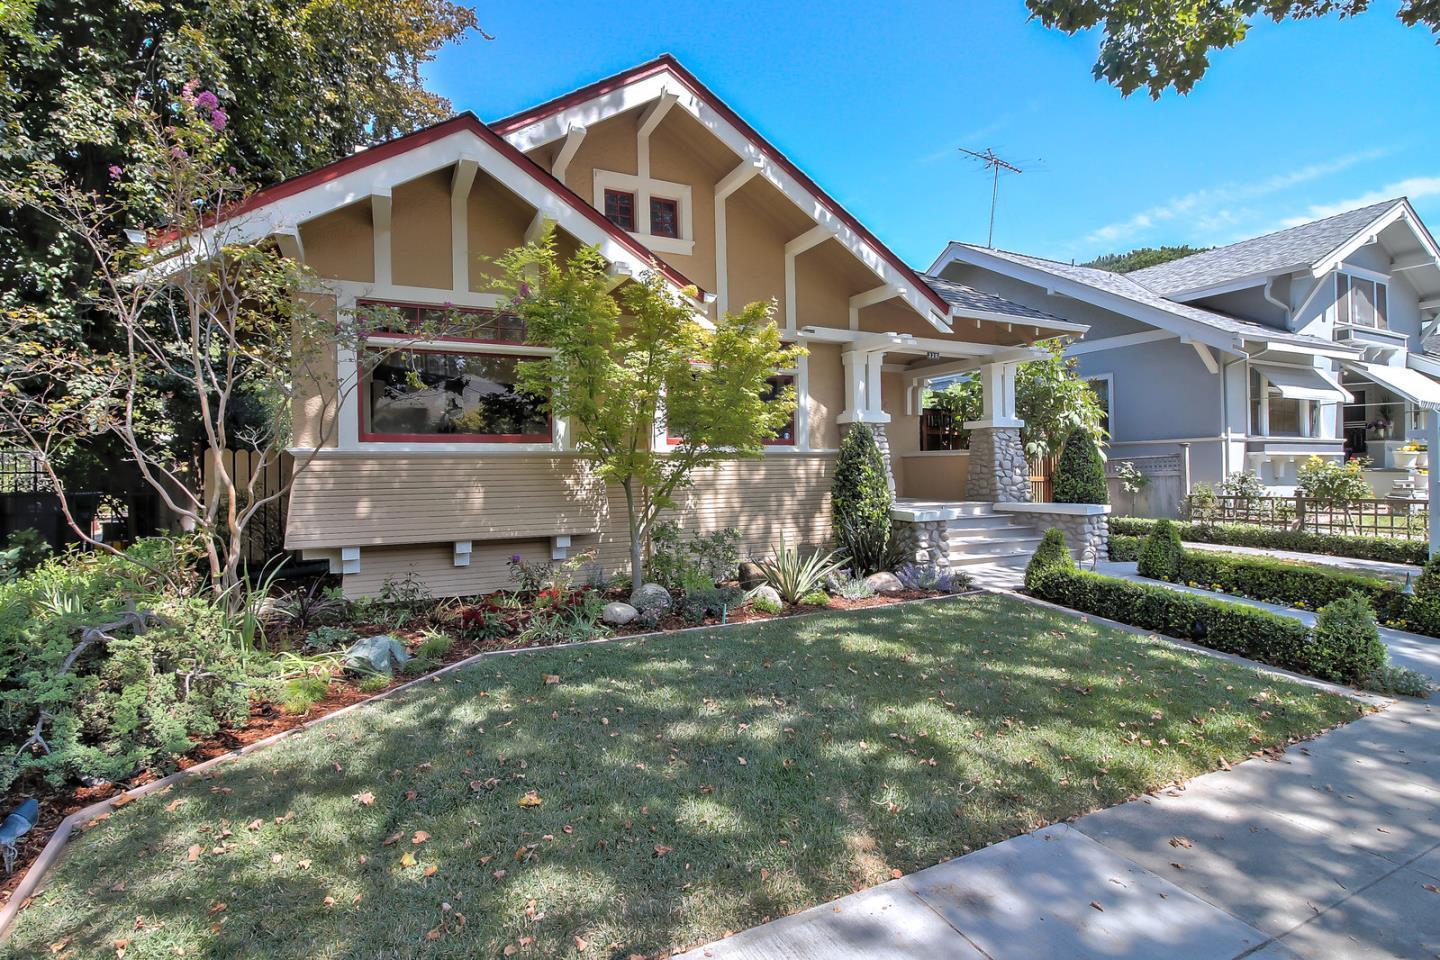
(498, 68, 951, 334)
(1313, 200, 1440, 279)
(151, 127, 698, 307)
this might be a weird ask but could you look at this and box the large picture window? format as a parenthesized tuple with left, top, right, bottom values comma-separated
(362, 347, 549, 442)
(356, 300, 528, 345)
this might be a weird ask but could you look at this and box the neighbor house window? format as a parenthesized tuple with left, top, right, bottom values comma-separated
(650, 197, 680, 239)
(361, 347, 549, 442)
(603, 189, 636, 231)
(1086, 375, 1112, 436)
(1335, 272, 1388, 329)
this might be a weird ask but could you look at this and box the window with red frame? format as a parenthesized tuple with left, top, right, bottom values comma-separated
(650, 197, 679, 239)
(362, 346, 550, 442)
(603, 189, 636, 231)
(356, 300, 527, 344)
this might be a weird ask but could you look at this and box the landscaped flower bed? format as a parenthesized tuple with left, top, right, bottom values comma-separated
(0, 534, 962, 904)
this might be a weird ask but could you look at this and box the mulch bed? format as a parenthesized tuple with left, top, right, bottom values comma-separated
(2, 585, 936, 905)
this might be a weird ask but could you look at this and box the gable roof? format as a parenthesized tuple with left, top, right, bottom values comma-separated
(190, 112, 703, 296)
(492, 54, 952, 321)
(1128, 199, 1403, 297)
(935, 243, 1359, 355)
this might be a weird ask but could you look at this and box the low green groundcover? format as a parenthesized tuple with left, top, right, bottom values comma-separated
(3, 595, 1357, 959)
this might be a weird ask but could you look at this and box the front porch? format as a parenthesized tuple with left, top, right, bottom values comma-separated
(890, 497, 1111, 573)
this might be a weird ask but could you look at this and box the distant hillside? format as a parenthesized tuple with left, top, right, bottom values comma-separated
(1083, 245, 1211, 274)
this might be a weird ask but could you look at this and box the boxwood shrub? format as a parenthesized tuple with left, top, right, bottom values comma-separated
(1027, 567, 1312, 672)
(1108, 517, 1427, 566)
(1108, 535, 1142, 562)
(1170, 550, 1397, 613)
(1137, 519, 1183, 580)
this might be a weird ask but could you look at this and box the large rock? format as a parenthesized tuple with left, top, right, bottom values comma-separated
(632, 583, 672, 612)
(344, 634, 411, 675)
(602, 601, 639, 626)
(750, 584, 782, 608)
(737, 560, 766, 590)
(865, 571, 905, 595)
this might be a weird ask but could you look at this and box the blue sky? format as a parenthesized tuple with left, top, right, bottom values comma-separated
(424, 1, 1440, 267)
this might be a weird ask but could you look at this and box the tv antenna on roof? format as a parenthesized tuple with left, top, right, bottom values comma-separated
(959, 147, 1023, 249)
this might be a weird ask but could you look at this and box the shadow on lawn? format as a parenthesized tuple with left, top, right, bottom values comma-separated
(4, 596, 1360, 960)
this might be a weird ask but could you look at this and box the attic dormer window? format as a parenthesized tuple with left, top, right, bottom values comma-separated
(593, 169, 694, 255)
(1335, 271, 1388, 329)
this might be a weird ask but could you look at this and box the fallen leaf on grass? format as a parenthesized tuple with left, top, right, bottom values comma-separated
(382, 832, 404, 846)
(412, 830, 430, 844)
(518, 790, 543, 808)
(543, 674, 561, 685)
(423, 865, 438, 877)
(186, 844, 202, 863)
(400, 851, 417, 868)
(164, 798, 187, 813)
(353, 792, 375, 806)
(653, 844, 672, 857)
(207, 902, 226, 915)
(889, 869, 902, 879)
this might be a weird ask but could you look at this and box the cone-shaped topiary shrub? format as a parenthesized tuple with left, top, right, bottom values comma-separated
(1309, 593, 1387, 684)
(1052, 428, 1107, 504)
(1025, 527, 1074, 591)
(1414, 554, 1440, 601)
(1137, 518, 1184, 580)
(832, 424, 894, 573)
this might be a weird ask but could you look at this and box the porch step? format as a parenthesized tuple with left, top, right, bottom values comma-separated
(945, 515, 1041, 539)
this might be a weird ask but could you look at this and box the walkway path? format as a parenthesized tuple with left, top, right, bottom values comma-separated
(1096, 560, 1440, 683)
(678, 586, 1440, 959)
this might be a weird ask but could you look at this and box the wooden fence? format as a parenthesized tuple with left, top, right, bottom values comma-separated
(1184, 494, 1429, 540)
(204, 449, 294, 566)
(1028, 454, 1055, 503)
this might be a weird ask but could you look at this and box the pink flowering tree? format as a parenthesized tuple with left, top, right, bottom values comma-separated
(0, 88, 457, 603)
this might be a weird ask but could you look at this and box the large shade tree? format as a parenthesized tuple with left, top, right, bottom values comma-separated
(1026, 0, 1438, 97)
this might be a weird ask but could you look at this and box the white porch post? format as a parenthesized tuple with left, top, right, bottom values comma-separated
(1428, 408, 1439, 557)
(838, 346, 894, 492)
(965, 360, 1028, 503)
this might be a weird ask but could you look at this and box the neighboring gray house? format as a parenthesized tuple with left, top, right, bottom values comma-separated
(927, 198, 1440, 508)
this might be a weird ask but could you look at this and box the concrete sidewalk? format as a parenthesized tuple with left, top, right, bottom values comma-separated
(678, 700, 1440, 960)
(1181, 540, 1421, 582)
(1095, 560, 1440, 683)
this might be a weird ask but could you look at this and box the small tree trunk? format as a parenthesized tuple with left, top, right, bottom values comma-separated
(622, 479, 645, 596)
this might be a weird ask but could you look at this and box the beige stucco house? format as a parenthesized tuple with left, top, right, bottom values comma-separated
(211, 55, 1097, 597)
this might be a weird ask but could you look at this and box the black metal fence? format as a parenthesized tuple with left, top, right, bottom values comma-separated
(1184, 494, 1429, 540)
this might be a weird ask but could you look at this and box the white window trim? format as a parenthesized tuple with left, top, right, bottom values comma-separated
(594, 168, 695, 256)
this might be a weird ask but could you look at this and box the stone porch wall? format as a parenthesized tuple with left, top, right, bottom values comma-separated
(966, 425, 1029, 503)
(995, 503, 1110, 566)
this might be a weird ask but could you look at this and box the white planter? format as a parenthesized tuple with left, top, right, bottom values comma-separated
(1394, 450, 1420, 471)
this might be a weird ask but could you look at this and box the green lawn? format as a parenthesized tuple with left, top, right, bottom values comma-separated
(5, 594, 1361, 959)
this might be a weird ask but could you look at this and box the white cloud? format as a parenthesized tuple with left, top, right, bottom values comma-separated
(1076, 149, 1388, 249)
(1278, 176, 1440, 226)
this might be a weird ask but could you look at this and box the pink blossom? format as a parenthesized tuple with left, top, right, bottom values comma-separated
(107, 164, 123, 180)
(209, 108, 228, 131)
(227, 165, 237, 176)
(194, 90, 219, 111)
(170, 146, 188, 159)
(181, 80, 197, 105)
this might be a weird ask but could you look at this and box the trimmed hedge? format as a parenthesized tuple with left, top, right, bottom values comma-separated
(1170, 550, 1396, 613)
(1025, 527, 1075, 592)
(1108, 517, 1427, 566)
(1108, 535, 1141, 562)
(1028, 567, 1312, 673)
(1138, 519, 1183, 580)
(1053, 429, 1108, 504)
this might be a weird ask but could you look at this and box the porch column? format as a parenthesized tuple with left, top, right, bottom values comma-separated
(838, 348, 894, 493)
(1428, 408, 1439, 557)
(964, 361, 1029, 503)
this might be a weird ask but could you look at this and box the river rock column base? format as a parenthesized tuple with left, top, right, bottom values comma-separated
(965, 425, 1030, 503)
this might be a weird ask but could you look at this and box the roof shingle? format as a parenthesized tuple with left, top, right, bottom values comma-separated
(1127, 199, 1402, 296)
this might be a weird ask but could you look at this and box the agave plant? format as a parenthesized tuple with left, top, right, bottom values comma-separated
(754, 536, 845, 605)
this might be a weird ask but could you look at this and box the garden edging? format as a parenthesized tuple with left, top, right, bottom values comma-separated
(0, 591, 979, 943)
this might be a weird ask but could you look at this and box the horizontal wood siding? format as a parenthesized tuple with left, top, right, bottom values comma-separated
(294, 453, 836, 597)
(284, 455, 609, 549)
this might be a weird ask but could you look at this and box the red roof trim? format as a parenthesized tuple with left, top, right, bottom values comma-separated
(215, 112, 701, 295)
(492, 54, 949, 315)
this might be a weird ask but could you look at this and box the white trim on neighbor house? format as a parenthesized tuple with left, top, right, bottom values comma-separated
(592, 167, 695, 256)
(500, 68, 952, 334)
(1063, 329, 1175, 356)
(1313, 200, 1440, 280)
(1084, 372, 1114, 435)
